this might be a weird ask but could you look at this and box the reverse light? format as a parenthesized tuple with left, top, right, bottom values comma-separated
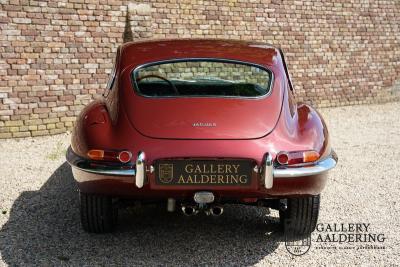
(87, 149, 132, 163)
(276, 150, 320, 165)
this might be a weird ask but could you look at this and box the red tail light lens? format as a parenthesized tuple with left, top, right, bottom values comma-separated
(87, 149, 132, 163)
(276, 150, 320, 165)
(118, 151, 132, 163)
(277, 153, 289, 165)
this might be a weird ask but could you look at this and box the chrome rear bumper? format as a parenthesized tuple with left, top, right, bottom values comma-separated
(66, 147, 136, 176)
(66, 147, 337, 189)
(273, 151, 338, 178)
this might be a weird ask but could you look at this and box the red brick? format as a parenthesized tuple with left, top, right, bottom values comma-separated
(33, 107, 51, 114)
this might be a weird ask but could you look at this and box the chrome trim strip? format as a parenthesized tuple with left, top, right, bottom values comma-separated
(273, 152, 338, 178)
(131, 57, 275, 100)
(72, 165, 136, 176)
(263, 153, 273, 189)
(66, 146, 135, 176)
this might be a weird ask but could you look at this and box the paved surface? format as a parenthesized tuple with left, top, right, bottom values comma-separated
(0, 102, 399, 266)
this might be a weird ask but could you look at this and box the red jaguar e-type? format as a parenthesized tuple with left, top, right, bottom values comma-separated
(66, 39, 337, 235)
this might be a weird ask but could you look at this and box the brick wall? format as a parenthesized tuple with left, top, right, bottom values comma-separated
(0, 0, 399, 139)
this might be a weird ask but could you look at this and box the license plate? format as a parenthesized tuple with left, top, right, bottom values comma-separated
(155, 159, 253, 186)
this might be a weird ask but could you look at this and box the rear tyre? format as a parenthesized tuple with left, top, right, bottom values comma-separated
(279, 195, 320, 236)
(80, 192, 118, 233)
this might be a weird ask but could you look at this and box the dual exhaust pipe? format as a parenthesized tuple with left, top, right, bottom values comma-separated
(181, 205, 224, 216)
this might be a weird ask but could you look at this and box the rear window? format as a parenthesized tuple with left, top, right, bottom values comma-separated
(132, 59, 272, 98)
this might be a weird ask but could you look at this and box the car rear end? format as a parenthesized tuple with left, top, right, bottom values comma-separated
(67, 40, 337, 234)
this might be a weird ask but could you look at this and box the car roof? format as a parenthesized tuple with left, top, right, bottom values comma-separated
(119, 39, 282, 70)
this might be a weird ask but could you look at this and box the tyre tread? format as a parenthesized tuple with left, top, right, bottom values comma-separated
(79, 192, 116, 233)
(281, 195, 320, 236)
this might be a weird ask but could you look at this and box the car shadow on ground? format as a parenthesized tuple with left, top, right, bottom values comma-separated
(0, 162, 282, 265)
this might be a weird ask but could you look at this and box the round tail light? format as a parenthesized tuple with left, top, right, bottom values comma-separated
(277, 152, 289, 165)
(118, 151, 132, 163)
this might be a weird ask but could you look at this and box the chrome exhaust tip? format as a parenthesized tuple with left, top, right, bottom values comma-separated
(181, 205, 198, 216)
(210, 206, 224, 216)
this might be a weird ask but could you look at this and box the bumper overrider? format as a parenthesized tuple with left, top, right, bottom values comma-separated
(66, 146, 338, 190)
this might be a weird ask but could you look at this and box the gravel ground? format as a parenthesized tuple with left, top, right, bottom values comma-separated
(0, 102, 399, 266)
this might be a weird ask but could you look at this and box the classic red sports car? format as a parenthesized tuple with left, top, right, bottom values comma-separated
(66, 39, 337, 235)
